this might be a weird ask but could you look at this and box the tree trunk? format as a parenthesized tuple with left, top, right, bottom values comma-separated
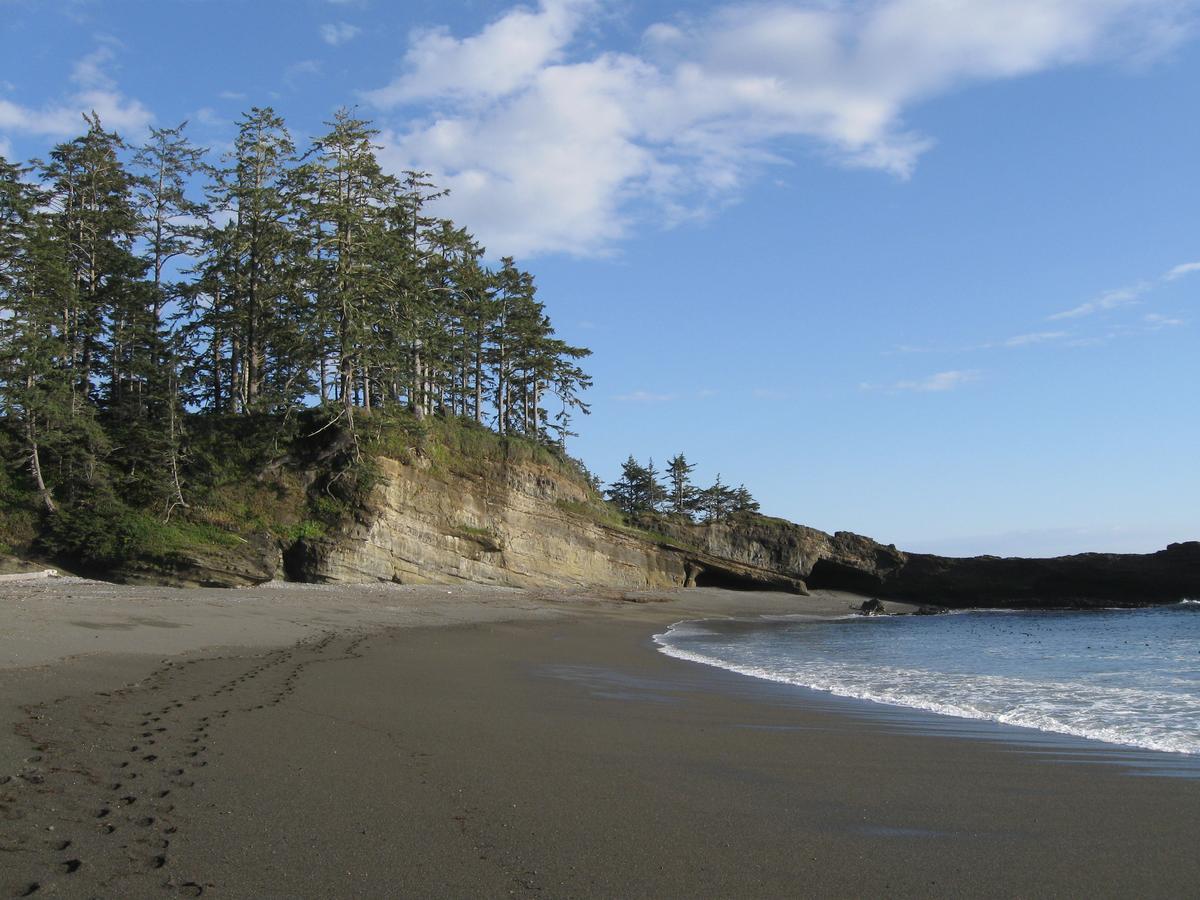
(26, 415, 56, 514)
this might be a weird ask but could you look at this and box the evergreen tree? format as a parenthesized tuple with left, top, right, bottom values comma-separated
(299, 109, 396, 433)
(40, 114, 150, 501)
(0, 156, 69, 512)
(606, 455, 648, 515)
(203, 107, 308, 414)
(0, 108, 596, 545)
(731, 484, 760, 515)
(133, 122, 208, 513)
(697, 473, 736, 523)
(606, 456, 666, 516)
(666, 452, 697, 516)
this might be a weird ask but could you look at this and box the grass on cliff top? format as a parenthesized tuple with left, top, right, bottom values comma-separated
(554, 499, 704, 553)
(363, 409, 598, 486)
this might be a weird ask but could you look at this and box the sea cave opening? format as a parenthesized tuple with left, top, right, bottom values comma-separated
(691, 566, 774, 592)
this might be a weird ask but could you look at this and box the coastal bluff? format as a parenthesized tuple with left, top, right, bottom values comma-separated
(107, 431, 1199, 608)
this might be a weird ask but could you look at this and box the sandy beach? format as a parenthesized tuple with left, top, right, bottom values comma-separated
(2, 579, 1199, 898)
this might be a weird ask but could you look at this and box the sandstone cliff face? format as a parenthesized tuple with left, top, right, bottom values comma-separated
(284, 455, 805, 593)
(97, 445, 1197, 607)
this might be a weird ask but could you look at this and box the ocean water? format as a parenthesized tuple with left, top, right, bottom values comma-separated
(654, 602, 1200, 755)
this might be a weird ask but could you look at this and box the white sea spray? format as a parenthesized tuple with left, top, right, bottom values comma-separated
(654, 608, 1200, 755)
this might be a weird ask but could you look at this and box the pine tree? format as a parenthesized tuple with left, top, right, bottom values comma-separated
(133, 122, 208, 514)
(697, 473, 737, 523)
(643, 457, 667, 512)
(0, 108, 596, 550)
(204, 107, 308, 414)
(0, 156, 66, 512)
(40, 114, 149, 501)
(666, 452, 697, 517)
(731, 484, 760, 515)
(299, 109, 397, 433)
(606, 456, 648, 515)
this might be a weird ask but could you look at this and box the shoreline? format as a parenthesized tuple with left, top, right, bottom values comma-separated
(3, 582, 1200, 896)
(652, 610, 1200, 768)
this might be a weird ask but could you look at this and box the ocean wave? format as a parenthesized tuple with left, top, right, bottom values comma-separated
(653, 617, 1200, 756)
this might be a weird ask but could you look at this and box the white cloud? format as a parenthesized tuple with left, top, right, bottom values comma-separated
(320, 22, 362, 46)
(1049, 283, 1149, 320)
(190, 107, 228, 128)
(285, 59, 322, 88)
(1164, 260, 1200, 280)
(365, 0, 1195, 257)
(887, 370, 981, 392)
(1145, 312, 1185, 328)
(614, 390, 677, 403)
(218, 90, 247, 102)
(0, 43, 152, 140)
(1002, 330, 1070, 347)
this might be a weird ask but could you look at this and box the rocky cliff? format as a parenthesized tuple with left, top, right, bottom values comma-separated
(658, 516, 1200, 607)
(86, 429, 1200, 607)
(282, 454, 805, 594)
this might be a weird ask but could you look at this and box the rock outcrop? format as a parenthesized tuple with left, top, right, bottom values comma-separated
(284, 455, 806, 594)
(660, 514, 1200, 607)
(112, 533, 284, 589)
(73, 439, 1198, 607)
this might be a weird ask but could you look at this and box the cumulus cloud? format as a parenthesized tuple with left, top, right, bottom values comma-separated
(0, 43, 152, 140)
(365, 0, 1195, 257)
(320, 22, 362, 46)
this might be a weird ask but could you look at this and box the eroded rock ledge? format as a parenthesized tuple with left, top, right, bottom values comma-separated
(106, 448, 1199, 607)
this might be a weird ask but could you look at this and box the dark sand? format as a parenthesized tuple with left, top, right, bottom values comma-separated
(2, 585, 1200, 897)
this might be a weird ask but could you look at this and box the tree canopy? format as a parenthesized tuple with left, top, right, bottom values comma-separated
(606, 451, 758, 523)
(0, 109, 592, 523)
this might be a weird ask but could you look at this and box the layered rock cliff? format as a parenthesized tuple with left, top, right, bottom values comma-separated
(76, 423, 1199, 607)
(283, 454, 806, 594)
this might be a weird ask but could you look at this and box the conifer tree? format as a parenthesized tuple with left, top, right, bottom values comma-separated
(666, 453, 697, 516)
(731, 484, 760, 515)
(0, 108, 597, 547)
(203, 107, 308, 414)
(0, 156, 69, 512)
(40, 114, 149, 500)
(133, 122, 207, 513)
(299, 109, 396, 432)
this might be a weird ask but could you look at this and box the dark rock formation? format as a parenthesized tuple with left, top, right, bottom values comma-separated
(856, 598, 888, 616)
(809, 539, 1200, 608)
(113, 533, 283, 588)
(668, 514, 1199, 608)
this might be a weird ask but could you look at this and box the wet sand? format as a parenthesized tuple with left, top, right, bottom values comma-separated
(2, 580, 1198, 897)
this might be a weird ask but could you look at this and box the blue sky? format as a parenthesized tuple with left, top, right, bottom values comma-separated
(2, 0, 1198, 556)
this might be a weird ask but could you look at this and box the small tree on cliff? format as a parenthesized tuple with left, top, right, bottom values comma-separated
(606, 456, 666, 516)
(666, 452, 697, 517)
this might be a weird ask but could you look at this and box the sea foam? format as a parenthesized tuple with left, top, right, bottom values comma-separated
(654, 607, 1200, 755)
